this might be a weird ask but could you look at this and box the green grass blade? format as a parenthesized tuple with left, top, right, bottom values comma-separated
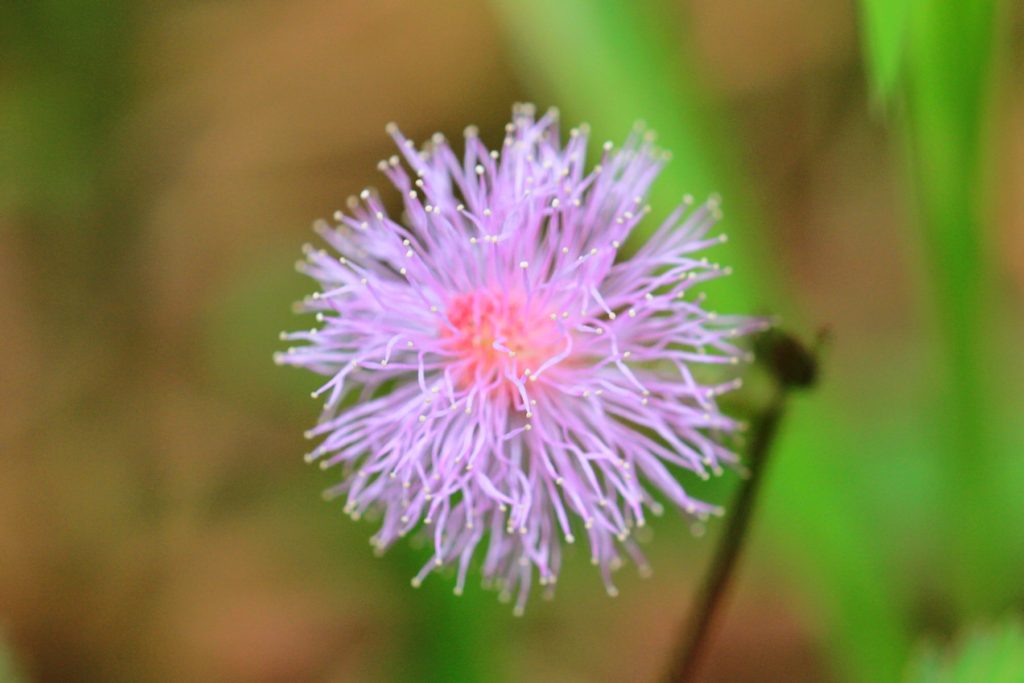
(858, 0, 911, 103)
(903, 0, 1006, 613)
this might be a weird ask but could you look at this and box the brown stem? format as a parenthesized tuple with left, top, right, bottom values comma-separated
(663, 329, 821, 683)
(664, 393, 785, 683)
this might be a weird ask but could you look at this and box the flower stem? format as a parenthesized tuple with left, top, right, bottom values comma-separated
(663, 330, 819, 683)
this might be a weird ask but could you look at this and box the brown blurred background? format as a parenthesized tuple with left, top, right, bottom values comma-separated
(1, 1, 1022, 682)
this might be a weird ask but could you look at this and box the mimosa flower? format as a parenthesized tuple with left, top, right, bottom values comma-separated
(277, 104, 763, 613)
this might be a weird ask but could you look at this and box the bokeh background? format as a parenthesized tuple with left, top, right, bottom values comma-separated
(2, 1, 1022, 681)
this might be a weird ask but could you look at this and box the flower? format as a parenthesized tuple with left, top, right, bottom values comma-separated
(277, 104, 763, 614)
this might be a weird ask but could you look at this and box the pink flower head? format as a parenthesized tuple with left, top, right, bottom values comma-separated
(277, 104, 764, 613)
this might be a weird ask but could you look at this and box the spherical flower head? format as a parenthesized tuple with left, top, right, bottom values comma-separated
(277, 104, 765, 613)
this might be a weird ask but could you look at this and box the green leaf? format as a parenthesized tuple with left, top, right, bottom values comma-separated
(763, 397, 910, 682)
(906, 618, 1024, 683)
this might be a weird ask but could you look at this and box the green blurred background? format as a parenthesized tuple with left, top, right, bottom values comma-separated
(1, 1, 1022, 681)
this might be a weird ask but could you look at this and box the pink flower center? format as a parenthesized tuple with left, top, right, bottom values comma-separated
(441, 290, 562, 390)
